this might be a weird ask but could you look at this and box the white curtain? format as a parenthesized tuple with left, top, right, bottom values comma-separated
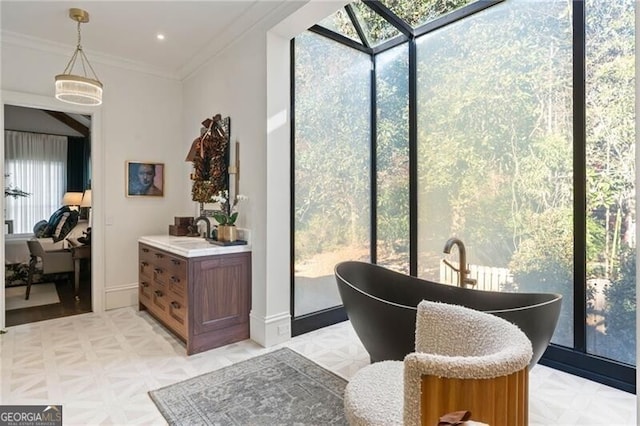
(5, 130, 68, 234)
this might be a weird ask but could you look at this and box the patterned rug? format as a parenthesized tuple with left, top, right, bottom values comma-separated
(148, 347, 348, 425)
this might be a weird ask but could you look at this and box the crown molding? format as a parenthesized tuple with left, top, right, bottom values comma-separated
(1, 30, 180, 80)
(2, 1, 308, 83)
(179, 1, 307, 81)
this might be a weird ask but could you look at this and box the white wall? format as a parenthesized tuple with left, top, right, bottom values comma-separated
(1, 39, 186, 312)
(0, 0, 345, 338)
(182, 22, 275, 345)
(183, 0, 347, 346)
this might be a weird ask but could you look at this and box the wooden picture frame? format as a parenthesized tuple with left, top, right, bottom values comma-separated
(126, 161, 164, 197)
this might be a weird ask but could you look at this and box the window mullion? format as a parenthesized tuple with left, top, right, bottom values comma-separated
(572, 0, 588, 354)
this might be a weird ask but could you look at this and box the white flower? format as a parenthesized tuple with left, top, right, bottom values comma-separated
(211, 190, 229, 204)
(211, 190, 248, 226)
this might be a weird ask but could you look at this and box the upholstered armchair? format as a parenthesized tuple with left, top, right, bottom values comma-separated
(344, 300, 533, 426)
(25, 239, 74, 300)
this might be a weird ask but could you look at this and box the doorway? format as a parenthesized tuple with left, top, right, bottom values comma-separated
(3, 104, 92, 326)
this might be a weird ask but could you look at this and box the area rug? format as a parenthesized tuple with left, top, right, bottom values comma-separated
(5, 283, 60, 310)
(148, 347, 348, 425)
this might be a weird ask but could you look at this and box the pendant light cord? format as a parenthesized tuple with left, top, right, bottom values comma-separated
(60, 19, 101, 82)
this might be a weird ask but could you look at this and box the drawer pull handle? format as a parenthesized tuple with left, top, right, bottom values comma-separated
(170, 276, 180, 283)
(142, 248, 149, 253)
(171, 259, 181, 265)
(171, 301, 180, 309)
(154, 268, 163, 274)
(155, 253, 164, 258)
(141, 261, 149, 267)
(140, 282, 149, 288)
(154, 290, 163, 297)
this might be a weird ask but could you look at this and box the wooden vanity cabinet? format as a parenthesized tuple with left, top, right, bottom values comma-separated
(138, 243, 251, 354)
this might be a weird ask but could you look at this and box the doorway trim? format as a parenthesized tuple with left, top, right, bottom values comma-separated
(0, 90, 105, 330)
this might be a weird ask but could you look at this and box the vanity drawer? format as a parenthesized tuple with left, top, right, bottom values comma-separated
(167, 299, 187, 339)
(151, 285, 169, 313)
(139, 260, 154, 279)
(139, 244, 154, 262)
(168, 274, 187, 301)
(152, 264, 170, 287)
(139, 279, 153, 305)
(139, 244, 157, 278)
(160, 254, 187, 289)
(149, 248, 168, 263)
(165, 255, 187, 281)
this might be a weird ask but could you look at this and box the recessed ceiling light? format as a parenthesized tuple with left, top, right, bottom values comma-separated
(156, 33, 165, 41)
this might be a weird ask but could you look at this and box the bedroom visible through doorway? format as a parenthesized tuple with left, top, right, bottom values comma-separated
(4, 104, 92, 326)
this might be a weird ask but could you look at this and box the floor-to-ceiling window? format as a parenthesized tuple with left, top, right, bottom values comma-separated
(292, 0, 635, 392)
(292, 32, 371, 325)
(416, 1, 574, 347)
(5, 131, 68, 234)
(376, 44, 410, 273)
(585, 0, 636, 366)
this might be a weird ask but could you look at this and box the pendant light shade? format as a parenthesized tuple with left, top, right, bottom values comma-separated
(55, 8, 103, 106)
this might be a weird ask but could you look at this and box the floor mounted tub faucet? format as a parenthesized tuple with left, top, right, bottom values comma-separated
(442, 237, 477, 288)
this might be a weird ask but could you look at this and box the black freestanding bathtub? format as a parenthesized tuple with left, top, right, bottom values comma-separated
(335, 261, 562, 369)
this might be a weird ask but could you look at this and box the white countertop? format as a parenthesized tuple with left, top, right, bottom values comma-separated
(138, 235, 252, 258)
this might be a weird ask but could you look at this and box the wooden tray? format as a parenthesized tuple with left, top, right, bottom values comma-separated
(208, 239, 248, 246)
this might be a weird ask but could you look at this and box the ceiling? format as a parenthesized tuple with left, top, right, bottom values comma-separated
(5, 105, 89, 138)
(0, 1, 301, 79)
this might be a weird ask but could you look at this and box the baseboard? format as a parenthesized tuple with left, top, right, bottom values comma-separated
(104, 283, 138, 310)
(250, 310, 291, 347)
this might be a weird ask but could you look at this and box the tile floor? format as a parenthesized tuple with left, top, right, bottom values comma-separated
(0, 307, 636, 425)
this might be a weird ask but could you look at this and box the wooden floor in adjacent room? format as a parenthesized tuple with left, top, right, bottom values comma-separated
(4, 267, 92, 327)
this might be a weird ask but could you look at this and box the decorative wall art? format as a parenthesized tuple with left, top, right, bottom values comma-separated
(186, 115, 230, 207)
(126, 161, 164, 197)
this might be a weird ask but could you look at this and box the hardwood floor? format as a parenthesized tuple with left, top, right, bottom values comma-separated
(5, 263, 92, 327)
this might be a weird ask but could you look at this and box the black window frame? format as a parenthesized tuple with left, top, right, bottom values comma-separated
(291, 0, 636, 393)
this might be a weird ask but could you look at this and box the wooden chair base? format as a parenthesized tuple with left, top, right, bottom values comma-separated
(420, 368, 528, 426)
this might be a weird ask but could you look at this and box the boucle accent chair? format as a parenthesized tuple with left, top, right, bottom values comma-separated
(344, 300, 533, 426)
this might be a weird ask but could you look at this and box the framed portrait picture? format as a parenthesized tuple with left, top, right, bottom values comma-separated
(126, 161, 164, 197)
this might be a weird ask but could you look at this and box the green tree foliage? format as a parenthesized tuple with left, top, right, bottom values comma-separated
(294, 33, 371, 262)
(294, 0, 635, 363)
(381, 0, 473, 28)
(583, 0, 636, 363)
(602, 249, 636, 365)
(376, 45, 410, 270)
(509, 208, 574, 345)
(416, 1, 573, 296)
(585, 0, 635, 279)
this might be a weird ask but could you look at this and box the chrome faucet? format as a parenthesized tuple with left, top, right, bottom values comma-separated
(193, 216, 211, 239)
(442, 237, 477, 288)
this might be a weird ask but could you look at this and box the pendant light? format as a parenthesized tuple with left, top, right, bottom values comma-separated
(55, 8, 103, 106)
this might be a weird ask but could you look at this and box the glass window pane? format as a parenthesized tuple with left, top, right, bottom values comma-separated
(376, 43, 409, 273)
(294, 32, 372, 317)
(317, 8, 362, 44)
(351, 0, 403, 46)
(380, 0, 474, 29)
(416, 1, 574, 347)
(585, 0, 636, 366)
